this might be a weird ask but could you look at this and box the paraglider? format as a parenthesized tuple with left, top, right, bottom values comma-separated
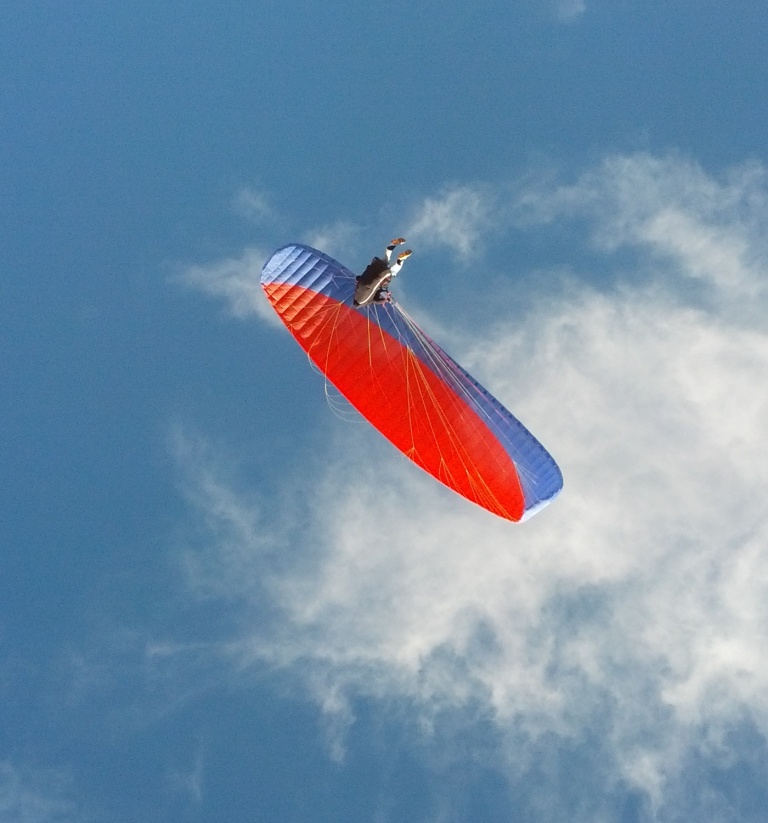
(353, 237, 412, 306)
(261, 241, 562, 522)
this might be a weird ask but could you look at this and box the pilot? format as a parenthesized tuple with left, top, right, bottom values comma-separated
(353, 238, 412, 307)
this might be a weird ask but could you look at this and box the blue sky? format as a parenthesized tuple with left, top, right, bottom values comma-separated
(4, 1, 768, 820)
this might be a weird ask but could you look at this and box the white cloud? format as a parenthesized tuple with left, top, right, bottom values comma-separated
(169, 427, 280, 604)
(232, 186, 273, 224)
(171, 153, 768, 820)
(166, 746, 204, 807)
(302, 221, 364, 261)
(514, 153, 768, 305)
(406, 185, 494, 260)
(0, 762, 77, 823)
(180, 246, 282, 326)
(555, 0, 586, 21)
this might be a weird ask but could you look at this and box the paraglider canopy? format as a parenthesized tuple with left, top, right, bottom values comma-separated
(261, 243, 562, 522)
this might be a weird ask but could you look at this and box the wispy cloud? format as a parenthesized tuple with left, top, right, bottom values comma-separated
(166, 745, 204, 807)
(555, 0, 586, 21)
(232, 186, 273, 224)
(303, 221, 365, 261)
(406, 185, 495, 260)
(170, 153, 768, 819)
(0, 761, 78, 823)
(169, 427, 281, 605)
(514, 153, 768, 303)
(180, 246, 282, 326)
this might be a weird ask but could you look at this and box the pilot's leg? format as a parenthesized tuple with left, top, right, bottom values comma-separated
(388, 248, 412, 277)
(384, 237, 406, 263)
